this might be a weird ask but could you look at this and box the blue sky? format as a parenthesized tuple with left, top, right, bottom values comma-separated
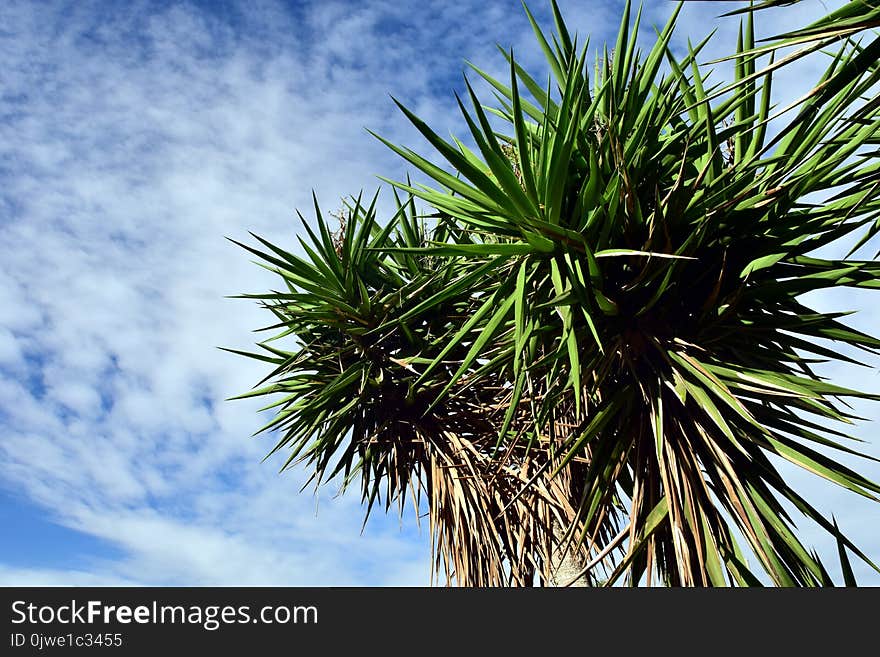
(1, 0, 877, 586)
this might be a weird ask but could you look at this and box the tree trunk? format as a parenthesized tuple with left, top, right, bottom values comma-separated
(548, 525, 589, 586)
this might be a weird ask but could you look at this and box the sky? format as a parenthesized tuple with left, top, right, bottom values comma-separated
(0, 0, 877, 586)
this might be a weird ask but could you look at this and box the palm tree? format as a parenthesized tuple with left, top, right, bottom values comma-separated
(228, 0, 880, 586)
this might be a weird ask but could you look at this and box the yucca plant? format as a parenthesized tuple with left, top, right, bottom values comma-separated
(229, 0, 880, 586)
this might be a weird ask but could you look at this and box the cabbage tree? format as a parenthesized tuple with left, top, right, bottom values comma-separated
(229, 1, 880, 586)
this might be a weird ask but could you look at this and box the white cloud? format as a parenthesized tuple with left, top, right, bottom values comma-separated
(0, 566, 139, 587)
(0, 327, 23, 366)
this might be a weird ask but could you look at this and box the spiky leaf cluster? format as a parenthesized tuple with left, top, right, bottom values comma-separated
(230, 1, 880, 586)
